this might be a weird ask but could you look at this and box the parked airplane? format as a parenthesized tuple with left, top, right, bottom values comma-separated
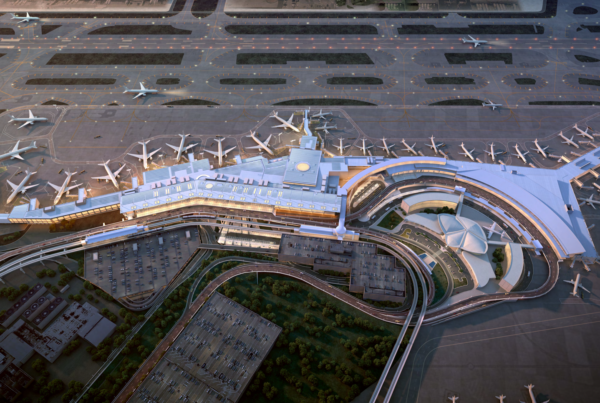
(47, 170, 81, 205)
(426, 136, 444, 155)
(485, 142, 503, 162)
(578, 194, 600, 209)
(483, 221, 507, 240)
(461, 35, 487, 48)
(574, 124, 597, 140)
(166, 134, 197, 163)
(377, 138, 395, 156)
(333, 138, 351, 156)
(0, 141, 37, 161)
(496, 395, 506, 403)
(531, 139, 549, 158)
(512, 144, 529, 163)
(204, 138, 236, 166)
(315, 123, 337, 135)
(448, 396, 459, 403)
(482, 99, 502, 110)
(10, 13, 39, 23)
(521, 385, 549, 403)
(558, 131, 580, 148)
(563, 274, 590, 297)
(92, 160, 126, 189)
(401, 139, 418, 156)
(359, 139, 373, 156)
(311, 109, 332, 120)
(123, 83, 157, 99)
(128, 140, 161, 170)
(7, 170, 38, 204)
(9, 110, 47, 129)
(459, 143, 476, 161)
(271, 112, 300, 132)
(245, 131, 274, 156)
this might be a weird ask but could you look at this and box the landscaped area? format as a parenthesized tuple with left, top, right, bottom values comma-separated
(431, 264, 448, 304)
(377, 210, 403, 230)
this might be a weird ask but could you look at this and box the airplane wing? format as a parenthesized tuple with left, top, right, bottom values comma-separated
(578, 284, 591, 293)
(185, 143, 198, 151)
(203, 149, 219, 156)
(287, 115, 294, 125)
(113, 164, 126, 177)
(66, 184, 82, 192)
(47, 182, 61, 192)
(166, 143, 180, 152)
(147, 148, 161, 159)
(133, 92, 145, 99)
(264, 134, 272, 146)
(18, 121, 33, 129)
(11, 141, 20, 152)
(469, 35, 475, 40)
(140, 83, 146, 91)
(245, 145, 263, 150)
(92, 174, 111, 181)
(563, 280, 575, 285)
(223, 146, 237, 156)
(11, 154, 23, 161)
(22, 184, 38, 192)
(28, 110, 34, 119)
(7, 180, 18, 191)
(272, 123, 287, 129)
(127, 153, 144, 160)
(333, 145, 342, 151)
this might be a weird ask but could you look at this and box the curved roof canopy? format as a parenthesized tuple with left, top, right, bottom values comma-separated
(438, 214, 488, 254)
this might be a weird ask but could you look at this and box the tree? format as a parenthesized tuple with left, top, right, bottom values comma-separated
(119, 308, 128, 318)
(19, 284, 29, 292)
(31, 358, 45, 373)
(47, 379, 65, 394)
(36, 270, 47, 279)
(46, 269, 56, 278)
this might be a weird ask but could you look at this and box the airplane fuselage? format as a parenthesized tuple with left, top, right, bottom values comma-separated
(250, 134, 274, 156)
(0, 144, 36, 161)
(7, 172, 35, 204)
(53, 173, 75, 205)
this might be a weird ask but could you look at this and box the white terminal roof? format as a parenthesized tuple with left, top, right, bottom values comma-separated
(439, 214, 488, 255)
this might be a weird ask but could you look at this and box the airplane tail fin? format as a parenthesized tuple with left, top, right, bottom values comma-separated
(31, 141, 36, 148)
(10, 13, 15, 18)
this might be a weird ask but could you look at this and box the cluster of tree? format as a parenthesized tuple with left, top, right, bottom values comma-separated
(60, 337, 81, 355)
(220, 280, 237, 300)
(83, 281, 115, 302)
(0, 284, 29, 302)
(57, 271, 76, 287)
(268, 278, 302, 298)
(342, 335, 397, 369)
(334, 313, 378, 331)
(49, 219, 76, 232)
(36, 268, 57, 279)
(86, 336, 114, 361)
(2, 233, 17, 242)
(30, 359, 66, 401)
(43, 282, 60, 294)
(100, 307, 118, 323)
(61, 380, 84, 403)
(80, 357, 140, 403)
(423, 206, 456, 215)
(317, 389, 345, 403)
(317, 269, 349, 277)
(279, 368, 303, 392)
(58, 264, 69, 274)
(492, 247, 505, 279)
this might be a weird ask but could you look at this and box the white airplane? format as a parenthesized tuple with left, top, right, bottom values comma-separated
(563, 274, 590, 297)
(574, 124, 596, 140)
(485, 142, 503, 162)
(123, 83, 157, 99)
(520, 385, 549, 403)
(47, 170, 81, 205)
(9, 110, 47, 129)
(401, 139, 418, 156)
(496, 395, 506, 403)
(512, 144, 529, 163)
(359, 139, 373, 156)
(459, 142, 476, 161)
(483, 221, 507, 240)
(461, 35, 487, 48)
(426, 136, 444, 155)
(482, 99, 502, 110)
(128, 140, 161, 170)
(333, 138, 351, 156)
(271, 112, 300, 133)
(578, 194, 600, 209)
(10, 13, 39, 23)
(92, 160, 126, 189)
(558, 131, 579, 148)
(245, 131, 274, 156)
(531, 139, 549, 158)
(7, 170, 38, 204)
(166, 134, 197, 163)
(203, 138, 236, 167)
(377, 138, 395, 156)
(315, 123, 337, 135)
(448, 396, 459, 403)
(0, 141, 37, 161)
(311, 109, 332, 120)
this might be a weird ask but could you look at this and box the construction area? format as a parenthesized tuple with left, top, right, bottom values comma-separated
(133, 292, 281, 403)
(83, 227, 201, 301)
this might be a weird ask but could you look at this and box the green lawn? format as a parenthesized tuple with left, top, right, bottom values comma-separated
(430, 264, 449, 304)
(222, 274, 402, 403)
(377, 210, 403, 230)
(453, 278, 468, 288)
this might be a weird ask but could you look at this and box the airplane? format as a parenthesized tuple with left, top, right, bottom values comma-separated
(123, 83, 157, 99)
(377, 138, 395, 156)
(483, 221, 507, 240)
(10, 13, 39, 23)
(426, 136, 444, 155)
(531, 139, 549, 158)
(496, 396, 506, 403)
(7, 170, 38, 204)
(401, 139, 418, 156)
(203, 138, 236, 167)
(47, 170, 81, 205)
(0, 141, 37, 161)
(358, 139, 373, 156)
(315, 122, 337, 135)
(245, 131, 274, 156)
(578, 194, 600, 209)
(166, 134, 197, 163)
(512, 144, 529, 163)
(311, 109, 332, 120)
(574, 124, 597, 140)
(485, 142, 503, 162)
(92, 160, 126, 189)
(461, 35, 487, 48)
(271, 111, 300, 133)
(563, 274, 590, 297)
(128, 140, 161, 170)
(558, 131, 580, 148)
(459, 143, 476, 161)
(9, 110, 47, 129)
(482, 99, 502, 110)
(448, 397, 459, 403)
(333, 138, 351, 156)
(521, 385, 550, 403)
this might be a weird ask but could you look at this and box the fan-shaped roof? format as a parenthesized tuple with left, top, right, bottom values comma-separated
(438, 214, 488, 254)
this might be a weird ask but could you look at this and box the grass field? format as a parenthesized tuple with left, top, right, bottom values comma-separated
(326, 76, 383, 85)
(220, 78, 287, 85)
(424, 77, 475, 85)
(579, 77, 600, 86)
(430, 264, 448, 304)
(42, 25, 61, 35)
(47, 53, 185, 65)
(444, 53, 513, 65)
(398, 25, 542, 35)
(42, 100, 69, 105)
(515, 78, 536, 85)
(88, 25, 192, 35)
(377, 210, 403, 230)
(453, 277, 468, 288)
(575, 55, 600, 63)
(237, 53, 374, 65)
(225, 25, 377, 35)
(429, 99, 483, 106)
(274, 99, 376, 106)
(163, 99, 219, 106)
(0, 28, 15, 35)
(156, 78, 180, 85)
(26, 78, 117, 85)
(221, 273, 402, 403)
(529, 101, 600, 105)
